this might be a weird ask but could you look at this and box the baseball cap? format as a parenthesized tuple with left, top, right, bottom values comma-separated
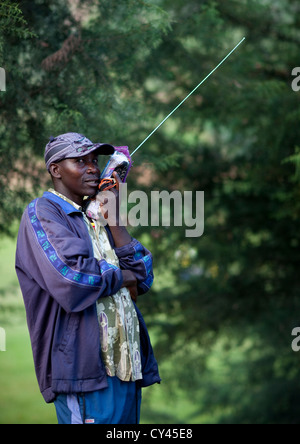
(44, 132, 115, 171)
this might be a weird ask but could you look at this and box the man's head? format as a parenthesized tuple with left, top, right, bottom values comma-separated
(45, 132, 114, 171)
(45, 132, 115, 205)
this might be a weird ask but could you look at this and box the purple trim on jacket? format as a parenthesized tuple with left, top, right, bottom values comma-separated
(15, 192, 160, 403)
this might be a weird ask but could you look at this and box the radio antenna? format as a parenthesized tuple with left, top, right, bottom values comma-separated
(131, 37, 245, 156)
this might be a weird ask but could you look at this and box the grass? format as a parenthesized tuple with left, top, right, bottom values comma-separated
(0, 235, 56, 423)
(0, 321, 193, 424)
(0, 235, 190, 424)
(0, 235, 215, 424)
(0, 323, 57, 424)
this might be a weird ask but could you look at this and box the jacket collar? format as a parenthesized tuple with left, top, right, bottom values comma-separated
(43, 189, 83, 215)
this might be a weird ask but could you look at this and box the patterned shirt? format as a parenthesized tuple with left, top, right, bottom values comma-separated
(48, 189, 142, 382)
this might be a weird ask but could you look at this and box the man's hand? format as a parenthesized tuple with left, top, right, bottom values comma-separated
(96, 171, 132, 248)
(97, 172, 121, 224)
(121, 270, 138, 302)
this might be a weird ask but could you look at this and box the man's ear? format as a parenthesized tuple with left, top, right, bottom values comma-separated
(49, 163, 62, 179)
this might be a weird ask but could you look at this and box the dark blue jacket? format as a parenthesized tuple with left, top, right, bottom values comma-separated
(15, 192, 160, 403)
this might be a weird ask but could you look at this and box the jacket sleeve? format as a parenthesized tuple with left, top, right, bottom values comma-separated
(16, 198, 123, 313)
(114, 238, 154, 295)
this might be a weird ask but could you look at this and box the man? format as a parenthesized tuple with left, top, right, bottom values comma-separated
(15, 132, 160, 424)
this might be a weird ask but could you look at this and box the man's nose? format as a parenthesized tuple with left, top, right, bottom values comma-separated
(87, 161, 99, 173)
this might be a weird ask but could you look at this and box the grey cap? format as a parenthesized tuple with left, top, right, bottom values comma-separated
(45, 132, 115, 171)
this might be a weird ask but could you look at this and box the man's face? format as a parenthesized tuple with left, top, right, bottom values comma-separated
(51, 152, 101, 205)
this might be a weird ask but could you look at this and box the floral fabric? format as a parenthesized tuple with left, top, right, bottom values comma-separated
(83, 216, 142, 382)
(48, 189, 142, 382)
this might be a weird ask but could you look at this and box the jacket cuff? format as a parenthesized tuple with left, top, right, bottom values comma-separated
(114, 238, 138, 258)
(98, 259, 124, 295)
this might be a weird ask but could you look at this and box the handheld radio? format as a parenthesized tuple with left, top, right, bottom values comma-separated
(84, 37, 246, 219)
(85, 146, 132, 219)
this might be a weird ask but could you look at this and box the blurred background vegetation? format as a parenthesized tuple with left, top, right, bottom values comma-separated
(1, 0, 300, 424)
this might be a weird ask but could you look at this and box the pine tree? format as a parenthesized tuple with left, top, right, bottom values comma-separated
(0, 0, 170, 235)
(135, 0, 300, 423)
(1, 0, 300, 423)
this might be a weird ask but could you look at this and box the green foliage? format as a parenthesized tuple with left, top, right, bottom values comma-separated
(135, 0, 300, 423)
(0, 0, 170, 235)
(282, 146, 300, 182)
(0, 1, 36, 56)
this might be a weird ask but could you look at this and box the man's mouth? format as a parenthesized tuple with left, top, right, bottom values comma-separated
(85, 179, 100, 186)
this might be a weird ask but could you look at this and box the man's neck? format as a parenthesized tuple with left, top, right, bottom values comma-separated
(48, 188, 83, 211)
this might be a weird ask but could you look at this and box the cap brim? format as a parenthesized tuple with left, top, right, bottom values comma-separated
(92, 143, 115, 156)
(64, 143, 115, 159)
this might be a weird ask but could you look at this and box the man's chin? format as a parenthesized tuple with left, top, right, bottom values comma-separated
(84, 184, 100, 197)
